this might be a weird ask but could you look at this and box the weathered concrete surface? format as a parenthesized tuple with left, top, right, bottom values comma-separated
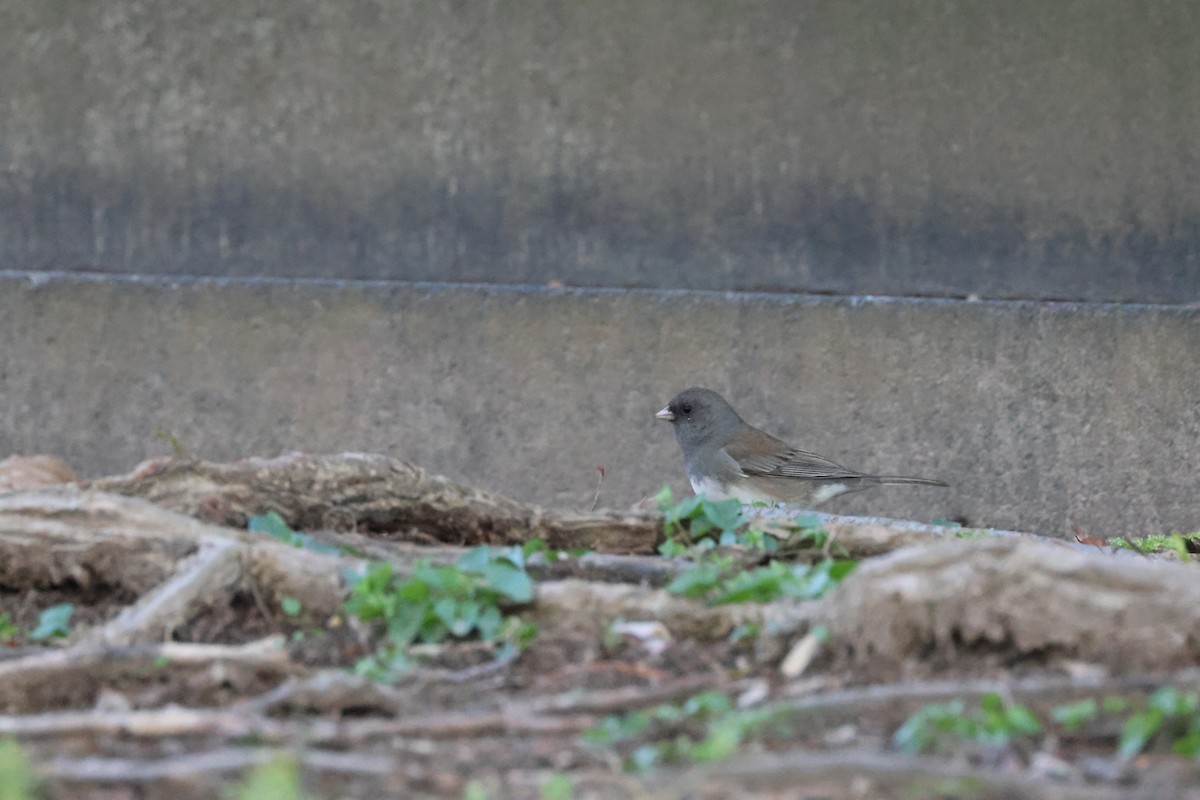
(2, 1, 1200, 302)
(1, 272, 1196, 537)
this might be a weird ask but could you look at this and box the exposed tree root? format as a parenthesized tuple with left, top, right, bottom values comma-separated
(821, 536, 1200, 672)
(90, 452, 662, 552)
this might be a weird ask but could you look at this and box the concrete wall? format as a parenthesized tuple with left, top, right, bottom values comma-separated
(2, 1, 1199, 302)
(3, 272, 1196, 537)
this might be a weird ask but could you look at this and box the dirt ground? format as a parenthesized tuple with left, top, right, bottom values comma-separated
(1, 452, 1199, 799)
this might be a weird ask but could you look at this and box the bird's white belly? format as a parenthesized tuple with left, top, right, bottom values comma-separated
(688, 475, 849, 507)
(810, 482, 850, 505)
(688, 475, 777, 505)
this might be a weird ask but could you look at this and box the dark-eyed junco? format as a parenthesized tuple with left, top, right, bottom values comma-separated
(656, 387, 947, 507)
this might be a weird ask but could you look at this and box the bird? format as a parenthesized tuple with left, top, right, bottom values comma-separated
(655, 387, 947, 507)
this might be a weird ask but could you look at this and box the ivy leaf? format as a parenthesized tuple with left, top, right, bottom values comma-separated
(1118, 709, 1164, 760)
(456, 546, 493, 573)
(280, 597, 302, 617)
(30, 603, 74, 641)
(1051, 699, 1098, 732)
(248, 511, 295, 542)
(483, 560, 534, 603)
(700, 499, 744, 533)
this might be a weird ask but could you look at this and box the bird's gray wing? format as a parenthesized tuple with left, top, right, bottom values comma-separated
(723, 429, 864, 481)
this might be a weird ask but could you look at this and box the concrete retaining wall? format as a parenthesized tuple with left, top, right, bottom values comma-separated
(2, 272, 1196, 537)
(3, 1, 1200, 302)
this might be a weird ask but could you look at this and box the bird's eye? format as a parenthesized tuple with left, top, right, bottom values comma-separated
(680, 403, 692, 415)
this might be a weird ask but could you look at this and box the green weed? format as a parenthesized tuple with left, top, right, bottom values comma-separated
(345, 545, 538, 680)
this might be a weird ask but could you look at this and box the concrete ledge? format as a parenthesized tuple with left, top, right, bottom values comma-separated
(1, 271, 1197, 537)
(3, 2, 1200, 301)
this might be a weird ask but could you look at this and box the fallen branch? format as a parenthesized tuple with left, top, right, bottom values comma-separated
(0, 704, 594, 744)
(0, 638, 294, 714)
(655, 748, 1144, 800)
(767, 671, 1200, 740)
(45, 747, 394, 782)
(0, 672, 725, 746)
(78, 537, 244, 647)
(532, 579, 818, 642)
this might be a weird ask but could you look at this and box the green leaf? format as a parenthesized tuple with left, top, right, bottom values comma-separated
(415, 563, 460, 594)
(483, 561, 535, 603)
(462, 781, 491, 800)
(540, 773, 574, 800)
(247, 511, 341, 554)
(1166, 534, 1190, 560)
(29, 603, 74, 641)
(476, 605, 503, 640)
(499, 545, 526, 570)
(418, 614, 450, 644)
(396, 576, 432, 603)
(658, 538, 688, 558)
(629, 743, 662, 772)
(1149, 686, 1199, 717)
(291, 535, 342, 556)
(1172, 729, 1200, 757)
(0, 738, 38, 800)
(280, 596, 302, 617)
(386, 599, 429, 646)
(1051, 699, 1098, 732)
(690, 720, 742, 762)
(700, 498, 744, 533)
(583, 710, 652, 745)
(522, 539, 548, 559)
(826, 559, 858, 581)
(1102, 696, 1130, 713)
(1003, 704, 1042, 735)
(451, 600, 482, 637)
(892, 701, 966, 754)
(711, 564, 790, 604)
(355, 646, 413, 681)
(979, 692, 1006, 714)
(682, 691, 732, 716)
(1118, 708, 1164, 760)
(665, 562, 724, 597)
(663, 495, 705, 525)
(234, 754, 309, 800)
(456, 546, 493, 573)
(654, 484, 675, 511)
(433, 597, 460, 632)
(248, 511, 294, 541)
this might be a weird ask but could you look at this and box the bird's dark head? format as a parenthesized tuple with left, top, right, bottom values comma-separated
(655, 387, 742, 448)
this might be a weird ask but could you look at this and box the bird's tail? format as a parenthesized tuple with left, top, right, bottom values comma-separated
(870, 475, 949, 488)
